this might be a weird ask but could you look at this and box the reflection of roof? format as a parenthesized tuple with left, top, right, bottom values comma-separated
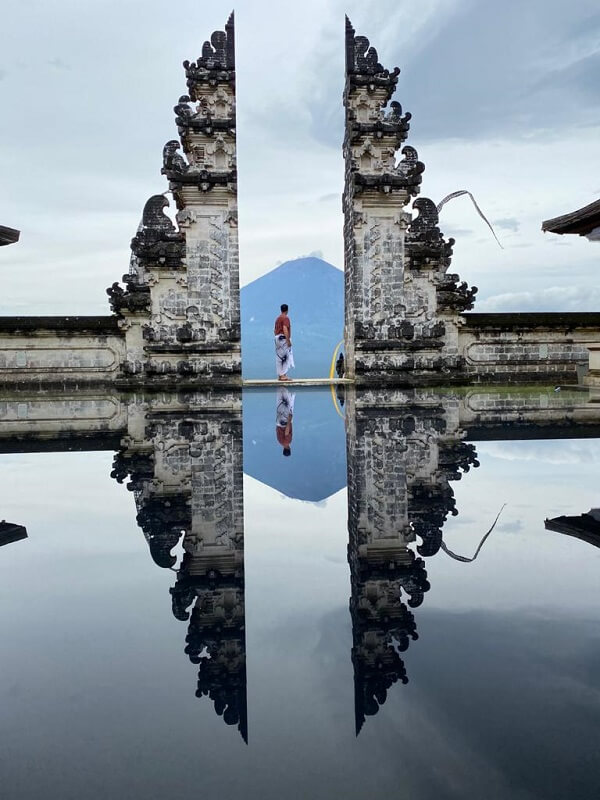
(0, 226, 20, 246)
(544, 510, 600, 549)
(0, 521, 27, 547)
(542, 199, 600, 237)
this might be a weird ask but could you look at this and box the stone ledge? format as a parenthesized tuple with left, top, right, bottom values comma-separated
(355, 339, 444, 351)
(462, 313, 600, 330)
(0, 316, 122, 335)
(465, 422, 600, 441)
(144, 343, 240, 354)
(0, 432, 122, 452)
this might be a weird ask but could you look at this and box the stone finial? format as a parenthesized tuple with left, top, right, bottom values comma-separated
(437, 275, 478, 312)
(137, 194, 178, 236)
(184, 12, 235, 96)
(106, 278, 151, 314)
(345, 16, 400, 80)
(395, 145, 425, 190)
(409, 197, 442, 237)
(129, 195, 184, 265)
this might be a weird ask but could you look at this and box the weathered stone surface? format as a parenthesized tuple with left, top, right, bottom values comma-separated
(341, 23, 600, 387)
(107, 14, 241, 385)
(343, 20, 477, 386)
(346, 387, 477, 732)
(459, 313, 600, 384)
(109, 388, 246, 736)
(0, 321, 126, 387)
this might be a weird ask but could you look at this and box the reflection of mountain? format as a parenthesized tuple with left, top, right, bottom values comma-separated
(242, 388, 346, 502)
(241, 257, 344, 379)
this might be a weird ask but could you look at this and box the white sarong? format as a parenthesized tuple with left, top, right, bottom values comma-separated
(275, 334, 295, 377)
(276, 387, 296, 425)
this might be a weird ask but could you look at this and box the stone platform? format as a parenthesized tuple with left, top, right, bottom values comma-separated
(242, 378, 352, 387)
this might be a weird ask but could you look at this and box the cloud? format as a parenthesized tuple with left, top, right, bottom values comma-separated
(493, 217, 520, 232)
(306, 0, 600, 149)
(477, 285, 600, 312)
(47, 57, 71, 71)
(497, 519, 523, 534)
(0, 68, 7, 81)
(442, 225, 473, 238)
(477, 440, 600, 466)
(1, 0, 600, 306)
(295, 249, 324, 260)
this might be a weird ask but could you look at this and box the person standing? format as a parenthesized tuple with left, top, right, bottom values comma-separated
(274, 303, 294, 381)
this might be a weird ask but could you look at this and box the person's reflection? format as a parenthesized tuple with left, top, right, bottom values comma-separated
(276, 387, 295, 456)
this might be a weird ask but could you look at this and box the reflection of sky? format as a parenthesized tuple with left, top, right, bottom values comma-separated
(1, 435, 600, 798)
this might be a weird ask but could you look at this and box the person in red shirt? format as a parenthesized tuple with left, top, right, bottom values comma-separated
(274, 303, 295, 381)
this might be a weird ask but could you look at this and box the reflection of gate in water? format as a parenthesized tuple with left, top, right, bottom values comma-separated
(2, 386, 600, 738)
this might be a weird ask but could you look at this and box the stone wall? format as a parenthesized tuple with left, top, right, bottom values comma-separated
(0, 317, 125, 387)
(459, 313, 600, 384)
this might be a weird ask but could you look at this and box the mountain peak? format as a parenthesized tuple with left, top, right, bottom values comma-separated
(247, 256, 342, 287)
(241, 256, 344, 379)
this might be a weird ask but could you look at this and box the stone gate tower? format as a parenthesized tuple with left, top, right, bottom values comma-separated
(343, 19, 477, 385)
(108, 13, 240, 385)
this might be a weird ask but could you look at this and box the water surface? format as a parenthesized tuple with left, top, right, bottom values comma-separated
(1, 386, 599, 799)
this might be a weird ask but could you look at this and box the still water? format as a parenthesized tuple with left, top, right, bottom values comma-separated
(0, 386, 599, 799)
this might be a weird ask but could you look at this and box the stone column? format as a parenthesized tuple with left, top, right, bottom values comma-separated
(343, 19, 423, 383)
(345, 388, 429, 732)
(343, 20, 477, 385)
(345, 387, 478, 731)
(108, 14, 241, 386)
(112, 389, 247, 740)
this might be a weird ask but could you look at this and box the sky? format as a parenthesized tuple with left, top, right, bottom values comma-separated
(1, 0, 599, 315)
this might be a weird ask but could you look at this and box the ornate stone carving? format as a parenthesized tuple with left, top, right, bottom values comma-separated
(345, 16, 400, 86)
(406, 197, 455, 270)
(162, 140, 189, 175)
(130, 194, 185, 270)
(183, 12, 235, 94)
(106, 12, 240, 385)
(346, 391, 482, 731)
(173, 95, 194, 127)
(111, 394, 246, 736)
(437, 274, 479, 312)
(344, 22, 478, 384)
(106, 275, 151, 314)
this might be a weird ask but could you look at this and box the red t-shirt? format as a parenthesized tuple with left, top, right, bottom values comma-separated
(274, 313, 291, 336)
(276, 424, 293, 447)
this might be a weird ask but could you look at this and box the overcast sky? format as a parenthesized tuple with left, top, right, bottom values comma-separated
(1, 0, 599, 314)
